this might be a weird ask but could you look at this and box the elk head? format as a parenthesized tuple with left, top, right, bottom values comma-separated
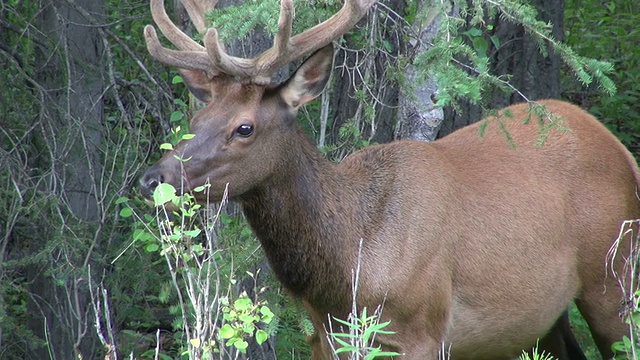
(139, 0, 375, 201)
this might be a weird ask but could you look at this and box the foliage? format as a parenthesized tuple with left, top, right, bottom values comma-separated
(566, 303, 602, 360)
(323, 241, 401, 360)
(206, 0, 343, 43)
(564, 0, 640, 151)
(414, 0, 616, 108)
(219, 292, 274, 353)
(117, 152, 270, 358)
(329, 307, 400, 360)
(270, 296, 315, 358)
(1, 0, 637, 358)
(0, 0, 185, 357)
(518, 343, 558, 360)
(1, 24, 48, 352)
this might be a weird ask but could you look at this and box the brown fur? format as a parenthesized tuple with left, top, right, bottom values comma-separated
(141, 46, 638, 359)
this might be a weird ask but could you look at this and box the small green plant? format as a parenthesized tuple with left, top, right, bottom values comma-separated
(151, 181, 275, 358)
(329, 306, 401, 359)
(327, 240, 402, 359)
(219, 290, 274, 353)
(518, 342, 558, 360)
(117, 135, 274, 358)
(612, 334, 635, 360)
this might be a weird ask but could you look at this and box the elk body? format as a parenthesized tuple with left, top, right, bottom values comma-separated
(139, 0, 638, 358)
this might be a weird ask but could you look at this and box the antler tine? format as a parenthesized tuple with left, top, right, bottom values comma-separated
(145, 0, 221, 77)
(287, 0, 376, 60)
(144, 26, 216, 76)
(271, 0, 294, 61)
(203, 29, 258, 82)
(149, 0, 204, 52)
(250, 0, 294, 80)
(181, 0, 218, 35)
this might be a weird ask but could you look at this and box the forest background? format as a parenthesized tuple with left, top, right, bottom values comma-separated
(0, 0, 639, 359)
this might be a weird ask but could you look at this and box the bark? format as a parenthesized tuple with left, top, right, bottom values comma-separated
(439, 0, 565, 137)
(396, 0, 452, 141)
(25, 0, 106, 358)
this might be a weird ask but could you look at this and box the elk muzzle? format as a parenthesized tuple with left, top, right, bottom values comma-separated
(139, 165, 167, 199)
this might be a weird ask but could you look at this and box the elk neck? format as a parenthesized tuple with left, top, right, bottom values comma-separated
(239, 127, 366, 311)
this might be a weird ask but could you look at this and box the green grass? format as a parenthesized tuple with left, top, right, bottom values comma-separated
(569, 302, 603, 360)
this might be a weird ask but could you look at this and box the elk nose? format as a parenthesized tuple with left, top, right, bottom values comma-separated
(139, 167, 164, 199)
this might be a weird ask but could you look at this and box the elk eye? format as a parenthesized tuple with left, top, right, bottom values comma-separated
(236, 124, 254, 137)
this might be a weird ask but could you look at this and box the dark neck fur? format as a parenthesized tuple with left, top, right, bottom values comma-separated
(240, 131, 360, 311)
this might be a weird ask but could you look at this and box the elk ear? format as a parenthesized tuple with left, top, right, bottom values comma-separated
(280, 45, 334, 110)
(179, 69, 212, 103)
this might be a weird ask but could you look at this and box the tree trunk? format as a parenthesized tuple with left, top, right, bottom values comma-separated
(396, 0, 453, 141)
(324, 0, 404, 160)
(25, 0, 106, 358)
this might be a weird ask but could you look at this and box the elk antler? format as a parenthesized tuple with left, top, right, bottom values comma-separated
(181, 0, 217, 34)
(144, 0, 376, 84)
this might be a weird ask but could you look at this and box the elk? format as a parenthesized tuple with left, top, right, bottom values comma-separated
(139, 0, 638, 358)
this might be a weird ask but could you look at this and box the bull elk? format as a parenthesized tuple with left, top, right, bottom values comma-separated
(139, 0, 638, 358)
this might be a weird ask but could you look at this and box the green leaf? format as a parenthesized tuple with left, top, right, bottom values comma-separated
(132, 228, 153, 242)
(189, 338, 201, 348)
(119, 207, 133, 218)
(259, 306, 274, 323)
(242, 323, 255, 334)
(240, 227, 253, 237)
(114, 196, 129, 204)
(219, 324, 235, 339)
(333, 342, 357, 352)
(490, 35, 500, 48)
(159, 143, 173, 151)
(184, 229, 202, 237)
(234, 297, 254, 311)
(182, 133, 196, 140)
(239, 314, 257, 324)
(465, 27, 482, 37)
(255, 329, 268, 345)
(332, 317, 352, 327)
(153, 183, 177, 206)
(193, 184, 209, 192)
(170, 111, 184, 122)
(365, 351, 401, 359)
(145, 243, 159, 252)
(382, 39, 393, 52)
(233, 339, 249, 352)
(219, 213, 232, 225)
(472, 37, 488, 58)
(172, 75, 184, 84)
(191, 244, 204, 255)
(174, 155, 193, 162)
